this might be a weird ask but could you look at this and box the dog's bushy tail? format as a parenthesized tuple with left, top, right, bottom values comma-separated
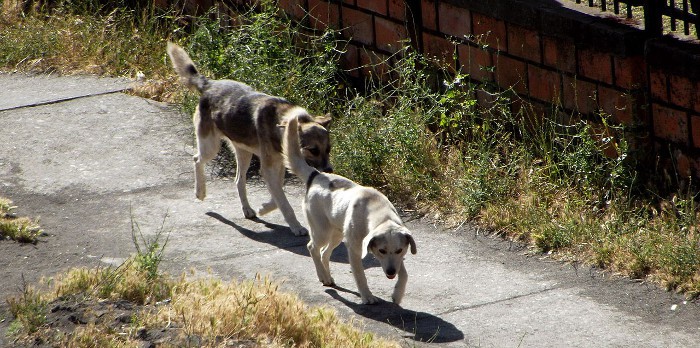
(166, 42, 207, 92)
(283, 116, 317, 183)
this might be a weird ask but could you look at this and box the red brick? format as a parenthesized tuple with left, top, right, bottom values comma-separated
(691, 115, 700, 149)
(562, 76, 597, 115)
(494, 54, 527, 95)
(669, 75, 694, 110)
(357, 0, 387, 15)
(342, 7, 374, 45)
(472, 13, 507, 52)
(598, 86, 635, 125)
(438, 2, 471, 38)
(653, 104, 688, 145)
(421, 0, 437, 31)
(694, 82, 700, 113)
(578, 48, 613, 84)
(341, 44, 360, 77)
(674, 150, 692, 178)
(542, 36, 576, 73)
(508, 25, 541, 63)
(278, 0, 306, 22)
(614, 55, 646, 89)
(388, 0, 406, 21)
(649, 69, 668, 102)
(309, 0, 340, 30)
(422, 32, 456, 70)
(358, 49, 391, 80)
(375, 17, 408, 53)
(528, 65, 561, 103)
(457, 44, 493, 82)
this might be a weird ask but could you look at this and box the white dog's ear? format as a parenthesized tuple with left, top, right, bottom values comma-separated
(404, 232, 417, 254)
(362, 235, 376, 258)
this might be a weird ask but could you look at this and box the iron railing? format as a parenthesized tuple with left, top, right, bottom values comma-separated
(573, 0, 700, 38)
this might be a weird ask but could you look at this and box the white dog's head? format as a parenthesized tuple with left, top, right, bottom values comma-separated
(362, 224, 417, 279)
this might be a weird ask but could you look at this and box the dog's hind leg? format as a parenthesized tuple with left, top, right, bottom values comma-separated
(320, 230, 343, 279)
(232, 146, 256, 219)
(391, 260, 408, 305)
(307, 218, 334, 285)
(193, 107, 221, 200)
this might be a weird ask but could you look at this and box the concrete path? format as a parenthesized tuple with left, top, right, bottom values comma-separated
(1, 73, 699, 347)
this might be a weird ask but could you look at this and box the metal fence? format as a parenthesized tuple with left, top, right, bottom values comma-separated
(573, 0, 700, 38)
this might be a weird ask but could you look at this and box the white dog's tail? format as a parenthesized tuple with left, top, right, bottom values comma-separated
(166, 42, 207, 92)
(283, 116, 317, 184)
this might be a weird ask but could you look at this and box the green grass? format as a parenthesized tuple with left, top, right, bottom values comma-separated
(1, 0, 699, 301)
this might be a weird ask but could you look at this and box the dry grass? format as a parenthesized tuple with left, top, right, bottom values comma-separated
(0, 197, 42, 243)
(0, 0, 186, 102)
(8, 259, 398, 347)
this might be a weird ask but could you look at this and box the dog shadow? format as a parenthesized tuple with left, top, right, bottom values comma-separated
(325, 288, 465, 344)
(206, 211, 379, 268)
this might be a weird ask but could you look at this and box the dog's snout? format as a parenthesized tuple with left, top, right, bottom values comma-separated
(385, 267, 396, 279)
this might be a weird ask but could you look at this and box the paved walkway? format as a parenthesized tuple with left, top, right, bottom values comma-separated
(1, 73, 699, 347)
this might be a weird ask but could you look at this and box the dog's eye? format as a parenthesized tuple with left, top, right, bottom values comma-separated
(378, 249, 386, 255)
(308, 147, 320, 156)
(396, 248, 403, 254)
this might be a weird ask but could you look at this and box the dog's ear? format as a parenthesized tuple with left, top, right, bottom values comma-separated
(404, 232, 417, 254)
(362, 235, 376, 258)
(315, 113, 332, 129)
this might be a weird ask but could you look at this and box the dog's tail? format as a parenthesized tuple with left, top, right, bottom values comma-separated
(166, 42, 207, 92)
(283, 116, 317, 183)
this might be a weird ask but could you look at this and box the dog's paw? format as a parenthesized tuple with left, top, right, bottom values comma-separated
(391, 293, 403, 305)
(242, 206, 256, 219)
(361, 294, 380, 305)
(195, 189, 206, 201)
(320, 277, 335, 287)
(257, 201, 277, 215)
(290, 226, 309, 236)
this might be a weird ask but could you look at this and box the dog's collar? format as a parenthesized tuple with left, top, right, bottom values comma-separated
(306, 170, 321, 191)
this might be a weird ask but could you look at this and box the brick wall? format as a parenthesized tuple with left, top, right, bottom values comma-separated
(187, 0, 700, 180)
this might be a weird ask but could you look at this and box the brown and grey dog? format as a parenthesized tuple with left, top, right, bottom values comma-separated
(166, 42, 332, 236)
(283, 116, 417, 305)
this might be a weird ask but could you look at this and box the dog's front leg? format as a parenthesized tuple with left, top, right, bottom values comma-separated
(348, 248, 379, 304)
(233, 147, 256, 219)
(260, 164, 308, 236)
(392, 260, 408, 305)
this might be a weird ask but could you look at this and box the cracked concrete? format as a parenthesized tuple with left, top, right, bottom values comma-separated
(1, 72, 700, 347)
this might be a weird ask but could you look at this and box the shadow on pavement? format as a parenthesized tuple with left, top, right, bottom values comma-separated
(206, 211, 379, 268)
(325, 288, 465, 344)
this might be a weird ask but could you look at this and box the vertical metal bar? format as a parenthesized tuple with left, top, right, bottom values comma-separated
(602, 0, 608, 11)
(589, 0, 595, 7)
(614, 0, 620, 14)
(645, 0, 664, 36)
(627, 3, 633, 18)
(671, 0, 677, 32)
(683, 0, 690, 35)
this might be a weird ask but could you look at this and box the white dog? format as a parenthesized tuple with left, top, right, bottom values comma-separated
(282, 116, 417, 305)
